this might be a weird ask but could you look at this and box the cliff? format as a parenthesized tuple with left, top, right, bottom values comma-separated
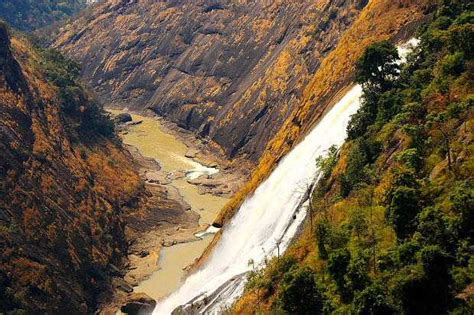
(0, 23, 142, 313)
(215, 0, 433, 225)
(54, 0, 369, 161)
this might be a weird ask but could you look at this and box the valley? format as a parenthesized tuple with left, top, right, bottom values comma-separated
(0, 0, 472, 314)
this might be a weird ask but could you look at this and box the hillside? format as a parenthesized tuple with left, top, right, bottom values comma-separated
(54, 0, 371, 162)
(0, 0, 87, 32)
(0, 23, 143, 313)
(215, 0, 432, 226)
(235, 1, 473, 313)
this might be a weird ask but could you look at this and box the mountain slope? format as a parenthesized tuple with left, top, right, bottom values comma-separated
(54, 0, 369, 161)
(215, 0, 432, 225)
(0, 23, 143, 313)
(235, 1, 473, 313)
(0, 0, 87, 32)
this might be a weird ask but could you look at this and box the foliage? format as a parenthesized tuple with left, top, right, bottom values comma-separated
(388, 186, 420, 240)
(355, 40, 400, 92)
(35, 46, 114, 139)
(238, 1, 474, 313)
(0, 0, 86, 32)
(316, 145, 339, 180)
(277, 267, 324, 314)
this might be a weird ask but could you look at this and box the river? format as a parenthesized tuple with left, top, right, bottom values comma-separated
(108, 110, 229, 300)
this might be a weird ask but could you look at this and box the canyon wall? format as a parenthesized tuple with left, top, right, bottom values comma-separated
(0, 23, 142, 313)
(53, 0, 433, 225)
(54, 0, 369, 161)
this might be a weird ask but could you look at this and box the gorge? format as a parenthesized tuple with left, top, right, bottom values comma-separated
(1, 0, 472, 314)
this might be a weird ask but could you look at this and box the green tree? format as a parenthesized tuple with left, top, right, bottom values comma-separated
(388, 186, 420, 240)
(328, 248, 351, 302)
(354, 282, 396, 315)
(278, 267, 324, 314)
(356, 41, 400, 93)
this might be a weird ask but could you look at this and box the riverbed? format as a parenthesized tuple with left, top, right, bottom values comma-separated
(108, 109, 229, 300)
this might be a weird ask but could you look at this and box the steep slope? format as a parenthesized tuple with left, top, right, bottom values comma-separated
(0, 0, 87, 32)
(216, 0, 433, 225)
(54, 0, 368, 161)
(235, 1, 473, 313)
(0, 24, 143, 313)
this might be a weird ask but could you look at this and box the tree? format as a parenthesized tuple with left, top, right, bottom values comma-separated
(388, 186, 420, 240)
(427, 112, 456, 170)
(278, 267, 324, 314)
(328, 248, 351, 302)
(356, 41, 400, 93)
(354, 282, 396, 315)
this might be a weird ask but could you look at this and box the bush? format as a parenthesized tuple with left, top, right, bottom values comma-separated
(356, 41, 400, 92)
(439, 52, 465, 76)
(328, 248, 351, 301)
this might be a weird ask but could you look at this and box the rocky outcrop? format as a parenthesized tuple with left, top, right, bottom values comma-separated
(54, 0, 368, 161)
(121, 293, 156, 315)
(115, 112, 133, 123)
(0, 24, 143, 313)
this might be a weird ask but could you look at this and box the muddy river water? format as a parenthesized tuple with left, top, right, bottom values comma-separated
(109, 110, 229, 300)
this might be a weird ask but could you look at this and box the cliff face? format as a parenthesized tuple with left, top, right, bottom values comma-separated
(215, 0, 433, 225)
(0, 24, 142, 313)
(54, 0, 368, 161)
(53, 0, 433, 227)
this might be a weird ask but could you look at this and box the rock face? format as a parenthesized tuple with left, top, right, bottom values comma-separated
(54, 0, 368, 161)
(0, 24, 143, 313)
(121, 293, 156, 315)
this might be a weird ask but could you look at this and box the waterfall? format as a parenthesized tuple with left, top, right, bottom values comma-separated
(153, 41, 417, 314)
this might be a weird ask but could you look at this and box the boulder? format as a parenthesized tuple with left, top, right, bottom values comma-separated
(121, 293, 156, 315)
(185, 148, 199, 158)
(115, 112, 132, 124)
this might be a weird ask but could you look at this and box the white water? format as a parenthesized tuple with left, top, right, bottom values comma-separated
(152, 41, 417, 314)
(153, 86, 361, 314)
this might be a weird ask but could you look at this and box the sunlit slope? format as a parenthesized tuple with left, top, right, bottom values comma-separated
(215, 0, 432, 226)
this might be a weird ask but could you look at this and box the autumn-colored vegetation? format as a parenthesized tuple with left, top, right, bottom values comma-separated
(0, 23, 142, 313)
(235, 1, 473, 313)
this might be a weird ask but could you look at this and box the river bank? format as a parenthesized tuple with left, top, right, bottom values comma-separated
(102, 109, 248, 313)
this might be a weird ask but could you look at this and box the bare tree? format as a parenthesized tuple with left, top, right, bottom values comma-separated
(275, 239, 282, 260)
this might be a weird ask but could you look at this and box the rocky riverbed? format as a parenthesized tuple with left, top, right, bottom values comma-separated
(102, 109, 248, 314)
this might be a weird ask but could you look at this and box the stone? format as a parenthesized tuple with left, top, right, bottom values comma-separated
(121, 293, 156, 315)
(139, 250, 149, 258)
(115, 112, 132, 124)
(125, 120, 143, 126)
(185, 148, 199, 158)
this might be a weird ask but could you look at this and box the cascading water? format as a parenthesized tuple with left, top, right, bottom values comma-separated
(153, 40, 418, 314)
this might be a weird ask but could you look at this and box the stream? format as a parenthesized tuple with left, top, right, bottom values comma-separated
(108, 110, 229, 300)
